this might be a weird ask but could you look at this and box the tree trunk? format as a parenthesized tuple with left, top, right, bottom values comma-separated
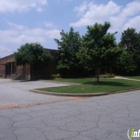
(30, 65, 32, 80)
(96, 68, 100, 82)
(66, 69, 68, 78)
(87, 69, 89, 77)
(110, 67, 112, 74)
(30, 65, 35, 80)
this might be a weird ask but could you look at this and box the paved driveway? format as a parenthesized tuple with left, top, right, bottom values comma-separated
(0, 79, 140, 140)
(0, 79, 72, 106)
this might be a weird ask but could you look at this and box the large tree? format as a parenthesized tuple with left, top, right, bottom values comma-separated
(15, 43, 52, 79)
(119, 28, 138, 52)
(80, 22, 121, 82)
(116, 49, 136, 73)
(119, 28, 140, 72)
(54, 27, 81, 76)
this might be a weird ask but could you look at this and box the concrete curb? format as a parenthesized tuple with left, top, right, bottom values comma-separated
(108, 88, 140, 95)
(30, 90, 108, 97)
(30, 88, 140, 97)
(40, 80, 81, 85)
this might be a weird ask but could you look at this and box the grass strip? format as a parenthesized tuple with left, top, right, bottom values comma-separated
(38, 78, 140, 94)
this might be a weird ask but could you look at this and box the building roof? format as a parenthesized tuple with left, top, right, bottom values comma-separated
(0, 54, 14, 60)
(0, 48, 58, 60)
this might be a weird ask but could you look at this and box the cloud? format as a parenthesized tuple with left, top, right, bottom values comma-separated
(57, 0, 72, 2)
(0, 46, 11, 52)
(123, 16, 140, 31)
(0, 22, 61, 57)
(36, 7, 44, 12)
(0, 0, 47, 13)
(0, 27, 60, 44)
(0, 46, 12, 58)
(45, 29, 61, 38)
(7, 21, 27, 30)
(74, 1, 88, 16)
(44, 22, 55, 28)
(70, 1, 121, 27)
(70, 1, 140, 33)
(121, 1, 140, 17)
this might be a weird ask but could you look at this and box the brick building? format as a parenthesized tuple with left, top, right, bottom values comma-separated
(0, 49, 58, 80)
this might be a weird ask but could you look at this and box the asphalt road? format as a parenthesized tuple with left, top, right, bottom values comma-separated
(0, 79, 140, 140)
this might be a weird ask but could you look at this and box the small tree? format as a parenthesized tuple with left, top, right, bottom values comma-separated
(15, 43, 52, 79)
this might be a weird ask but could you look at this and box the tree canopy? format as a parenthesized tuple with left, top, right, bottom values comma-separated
(119, 28, 140, 72)
(116, 49, 136, 73)
(79, 22, 121, 81)
(15, 43, 52, 79)
(54, 27, 81, 70)
(15, 43, 52, 67)
(119, 28, 138, 52)
(54, 22, 140, 79)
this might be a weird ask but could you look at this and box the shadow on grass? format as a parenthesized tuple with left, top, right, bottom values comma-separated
(84, 81, 130, 87)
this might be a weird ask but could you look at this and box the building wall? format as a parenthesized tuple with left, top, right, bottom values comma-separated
(0, 49, 58, 79)
(45, 49, 58, 75)
(16, 65, 24, 75)
(0, 59, 5, 76)
(0, 54, 15, 77)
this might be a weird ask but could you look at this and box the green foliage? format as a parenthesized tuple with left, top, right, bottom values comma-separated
(51, 74, 56, 79)
(56, 73, 61, 78)
(80, 22, 120, 81)
(119, 28, 138, 52)
(103, 73, 115, 78)
(54, 22, 140, 78)
(15, 43, 52, 67)
(119, 28, 140, 71)
(116, 49, 136, 72)
(54, 27, 81, 70)
(77, 48, 92, 71)
(51, 73, 61, 79)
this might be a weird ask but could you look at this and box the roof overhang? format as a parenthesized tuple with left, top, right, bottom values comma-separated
(0, 60, 14, 65)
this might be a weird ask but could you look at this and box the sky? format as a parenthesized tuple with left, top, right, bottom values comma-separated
(0, 0, 140, 58)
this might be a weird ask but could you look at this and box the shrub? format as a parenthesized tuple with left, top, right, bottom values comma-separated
(103, 73, 115, 78)
(51, 73, 61, 79)
(51, 74, 56, 79)
(56, 73, 61, 78)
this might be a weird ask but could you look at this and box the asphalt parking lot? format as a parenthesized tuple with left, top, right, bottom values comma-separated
(0, 79, 140, 140)
(0, 79, 72, 106)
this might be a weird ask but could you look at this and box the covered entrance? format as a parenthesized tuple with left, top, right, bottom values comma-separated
(5, 62, 16, 76)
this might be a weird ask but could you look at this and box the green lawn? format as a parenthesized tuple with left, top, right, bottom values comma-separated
(38, 78, 140, 94)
